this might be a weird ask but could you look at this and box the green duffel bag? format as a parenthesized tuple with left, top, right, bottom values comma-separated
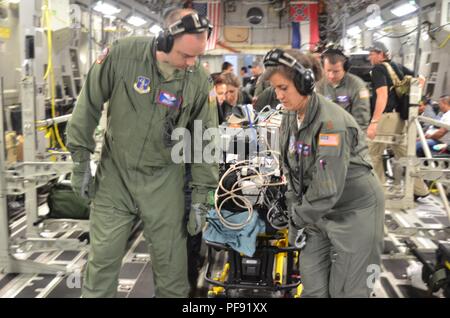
(47, 182, 90, 220)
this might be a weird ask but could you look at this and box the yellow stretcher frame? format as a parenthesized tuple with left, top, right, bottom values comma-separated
(205, 229, 303, 298)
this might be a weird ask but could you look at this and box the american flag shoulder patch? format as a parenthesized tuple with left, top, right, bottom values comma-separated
(319, 133, 340, 147)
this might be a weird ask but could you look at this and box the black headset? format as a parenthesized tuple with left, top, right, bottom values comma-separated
(321, 45, 350, 71)
(156, 13, 213, 53)
(263, 48, 315, 96)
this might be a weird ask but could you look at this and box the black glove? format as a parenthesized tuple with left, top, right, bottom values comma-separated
(288, 219, 307, 249)
(71, 160, 94, 200)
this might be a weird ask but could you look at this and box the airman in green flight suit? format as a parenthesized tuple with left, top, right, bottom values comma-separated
(66, 9, 219, 298)
(263, 48, 384, 297)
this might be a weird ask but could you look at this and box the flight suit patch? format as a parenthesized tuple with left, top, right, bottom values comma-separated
(209, 88, 216, 104)
(359, 89, 370, 99)
(133, 76, 151, 94)
(96, 47, 109, 64)
(288, 135, 296, 154)
(156, 90, 182, 109)
(336, 95, 350, 105)
(318, 133, 340, 147)
(298, 143, 311, 156)
(326, 121, 334, 130)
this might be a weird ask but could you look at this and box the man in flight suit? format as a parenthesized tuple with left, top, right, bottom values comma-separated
(66, 9, 219, 298)
(316, 46, 371, 131)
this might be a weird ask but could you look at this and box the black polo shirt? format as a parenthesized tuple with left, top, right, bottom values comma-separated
(371, 61, 413, 113)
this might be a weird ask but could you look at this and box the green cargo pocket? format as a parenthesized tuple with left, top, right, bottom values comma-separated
(305, 163, 338, 203)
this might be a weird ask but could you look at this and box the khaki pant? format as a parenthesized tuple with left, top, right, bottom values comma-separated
(367, 112, 429, 196)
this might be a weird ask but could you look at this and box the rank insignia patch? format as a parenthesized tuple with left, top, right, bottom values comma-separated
(133, 76, 151, 94)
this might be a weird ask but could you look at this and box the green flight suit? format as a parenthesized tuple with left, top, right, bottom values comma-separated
(281, 93, 384, 297)
(316, 73, 371, 131)
(66, 37, 219, 298)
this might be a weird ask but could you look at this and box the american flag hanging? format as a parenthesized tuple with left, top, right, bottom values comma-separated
(192, 1, 221, 51)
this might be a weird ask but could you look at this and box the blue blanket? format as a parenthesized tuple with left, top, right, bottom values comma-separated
(203, 209, 266, 257)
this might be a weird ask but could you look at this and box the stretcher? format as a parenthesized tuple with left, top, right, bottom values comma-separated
(204, 229, 303, 298)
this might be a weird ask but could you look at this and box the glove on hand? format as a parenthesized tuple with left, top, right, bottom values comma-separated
(71, 161, 94, 200)
(187, 203, 208, 236)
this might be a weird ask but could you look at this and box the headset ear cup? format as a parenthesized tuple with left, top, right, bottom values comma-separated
(344, 58, 350, 72)
(294, 71, 314, 96)
(165, 34, 174, 53)
(156, 31, 174, 53)
(294, 72, 304, 95)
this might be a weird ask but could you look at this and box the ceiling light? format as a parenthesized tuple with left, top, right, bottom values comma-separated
(93, 1, 121, 16)
(365, 16, 384, 29)
(347, 25, 362, 37)
(127, 15, 147, 27)
(391, 2, 418, 17)
(150, 24, 162, 35)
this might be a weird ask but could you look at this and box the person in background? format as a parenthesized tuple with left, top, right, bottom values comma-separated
(221, 61, 234, 74)
(214, 76, 228, 124)
(366, 41, 429, 200)
(416, 95, 450, 157)
(316, 46, 371, 132)
(220, 72, 252, 121)
(240, 66, 251, 87)
(248, 60, 266, 97)
(418, 96, 440, 132)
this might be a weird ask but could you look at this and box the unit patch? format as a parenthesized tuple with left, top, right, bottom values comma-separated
(336, 95, 350, 103)
(133, 76, 151, 94)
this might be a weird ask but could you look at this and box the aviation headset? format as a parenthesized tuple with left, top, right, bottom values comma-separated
(321, 44, 350, 71)
(263, 48, 315, 96)
(156, 13, 213, 53)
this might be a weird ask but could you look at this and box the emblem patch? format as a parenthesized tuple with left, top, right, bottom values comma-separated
(133, 76, 151, 94)
(156, 90, 182, 109)
(336, 95, 350, 104)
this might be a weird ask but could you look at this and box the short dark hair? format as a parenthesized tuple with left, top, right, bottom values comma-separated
(222, 61, 233, 72)
(241, 66, 248, 72)
(221, 72, 241, 88)
(322, 53, 346, 67)
(214, 75, 225, 86)
(210, 72, 222, 83)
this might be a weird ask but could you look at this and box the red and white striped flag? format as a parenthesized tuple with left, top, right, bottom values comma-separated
(193, 1, 221, 50)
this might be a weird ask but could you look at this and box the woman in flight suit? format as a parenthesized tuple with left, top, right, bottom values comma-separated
(262, 48, 384, 298)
